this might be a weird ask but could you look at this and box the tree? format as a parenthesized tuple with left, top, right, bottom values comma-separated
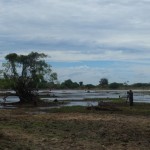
(85, 84, 95, 89)
(79, 81, 83, 86)
(109, 82, 120, 89)
(99, 78, 108, 87)
(61, 79, 79, 89)
(1, 52, 57, 103)
(0, 78, 12, 89)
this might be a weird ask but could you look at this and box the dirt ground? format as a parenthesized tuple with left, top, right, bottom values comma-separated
(0, 109, 150, 150)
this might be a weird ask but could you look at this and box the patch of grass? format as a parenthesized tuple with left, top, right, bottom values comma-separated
(0, 110, 149, 150)
(46, 106, 88, 113)
(83, 97, 124, 101)
(46, 102, 150, 116)
(0, 101, 150, 149)
(119, 103, 150, 116)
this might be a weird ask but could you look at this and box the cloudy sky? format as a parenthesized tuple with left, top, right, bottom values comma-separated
(0, 0, 150, 85)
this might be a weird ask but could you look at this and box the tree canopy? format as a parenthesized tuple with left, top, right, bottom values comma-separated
(1, 52, 57, 103)
(99, 78, 108, 87)
(61, 79, 79, 89)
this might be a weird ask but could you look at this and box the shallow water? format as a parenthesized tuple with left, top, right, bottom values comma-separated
(40, 90, 150, 103)
(0, 105, 16, 109)
(0, 90, 150, 109)
(65, 101, 98, 107)
(0, 96, 19, 103)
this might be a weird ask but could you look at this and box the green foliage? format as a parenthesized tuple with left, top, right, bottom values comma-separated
(99, 78, 108, 87)
(109, 82, 122, 89)
(61, 79, 79, 89)
(0, 52, 57, 102)
(132, 83, 150, 88)
(0, 78, 12, 89)
(85, 84, 95, 89)
(79, 81, 83, 86)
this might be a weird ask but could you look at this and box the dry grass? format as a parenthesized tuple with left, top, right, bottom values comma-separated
(0, 106, 150, 150)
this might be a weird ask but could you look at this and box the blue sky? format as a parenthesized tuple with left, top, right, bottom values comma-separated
(1, 0, 150, 85)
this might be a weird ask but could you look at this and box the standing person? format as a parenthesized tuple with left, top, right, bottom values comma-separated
(129, 90, 133, 106)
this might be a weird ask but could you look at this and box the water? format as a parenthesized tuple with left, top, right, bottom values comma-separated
(0, 105, 16, 109)
(0, 90, 150, 109)
(40, 90, 150, 103)
(66, 101, 98, 107)
(0, 96, 20, 103)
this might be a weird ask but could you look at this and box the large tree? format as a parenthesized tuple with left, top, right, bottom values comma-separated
(99, 78, 108, 87)
(61, 79, 79, 89)
(1, 52, 57, 103)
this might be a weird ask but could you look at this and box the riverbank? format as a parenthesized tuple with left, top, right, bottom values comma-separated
(0, 102, 150, 150)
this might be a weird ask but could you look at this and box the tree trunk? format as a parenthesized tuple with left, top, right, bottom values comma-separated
(17, 90, 34, 104)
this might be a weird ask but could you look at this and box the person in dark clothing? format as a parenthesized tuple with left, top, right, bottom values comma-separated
(128, 90, 133, 106)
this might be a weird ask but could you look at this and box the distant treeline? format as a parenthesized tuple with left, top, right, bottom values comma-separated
(0, 78, 150, 90)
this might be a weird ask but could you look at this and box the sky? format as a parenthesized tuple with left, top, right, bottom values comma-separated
(0, 0, 150, 85)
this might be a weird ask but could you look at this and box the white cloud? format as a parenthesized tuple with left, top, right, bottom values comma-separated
(1, 0, 150, 83)
(54, 65, 108, 85)
(1, 0, 150, 47)
(54, 62, 150, 85)
(43, 50, 150, 63)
